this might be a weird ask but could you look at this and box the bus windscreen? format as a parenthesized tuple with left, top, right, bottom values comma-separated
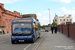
(13, 23, 31, 34)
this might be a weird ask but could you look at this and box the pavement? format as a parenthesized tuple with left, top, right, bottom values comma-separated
(0, 33, 11, 37)
(38, 31, 75, 50)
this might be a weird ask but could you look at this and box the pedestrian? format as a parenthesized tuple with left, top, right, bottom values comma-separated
(54, 25, 58, 34)
(51, 25, 54, 34)
(3, 30, 5, 34)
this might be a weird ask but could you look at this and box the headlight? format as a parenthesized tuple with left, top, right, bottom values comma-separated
(27, 36, 32, 38)
(12, 36, 15, 38)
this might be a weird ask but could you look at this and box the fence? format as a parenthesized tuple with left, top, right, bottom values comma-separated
(57, 23, 75, 40)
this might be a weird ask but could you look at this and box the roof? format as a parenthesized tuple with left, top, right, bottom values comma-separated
(0, 5, 5, 12)
(59, 16, 64, 18)
(13, 18, 35, 20)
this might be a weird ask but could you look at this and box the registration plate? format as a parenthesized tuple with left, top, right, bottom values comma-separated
(19, 40, 24, 42)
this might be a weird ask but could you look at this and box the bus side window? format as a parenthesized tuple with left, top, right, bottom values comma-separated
(35, 28, 38, 31)
(32, 28, 34, 33)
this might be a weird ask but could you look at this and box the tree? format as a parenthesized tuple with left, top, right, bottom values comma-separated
(52, 22, 57, 27)
(40, 25, 47, 29)
(48, 24, 51, 26)
(40, 25, 45, 29)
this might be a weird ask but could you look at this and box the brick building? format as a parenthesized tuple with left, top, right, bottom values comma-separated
(0, 3, 22, 34)
(22, 14, 37, 20)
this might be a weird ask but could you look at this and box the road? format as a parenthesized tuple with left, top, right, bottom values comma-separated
(0, 32, 47, 50)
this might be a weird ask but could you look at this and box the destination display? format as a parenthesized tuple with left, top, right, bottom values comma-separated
(13, 19, 32, 22)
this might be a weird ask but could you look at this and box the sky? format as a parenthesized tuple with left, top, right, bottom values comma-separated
(0, 0, 75, 25)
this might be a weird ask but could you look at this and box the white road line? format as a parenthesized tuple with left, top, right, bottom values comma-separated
(0, 41, 5, 43)
(24, 44, 31, 50)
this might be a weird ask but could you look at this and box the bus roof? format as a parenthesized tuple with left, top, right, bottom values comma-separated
(12, 18, 36, 22)
(13, 18, 34, 20)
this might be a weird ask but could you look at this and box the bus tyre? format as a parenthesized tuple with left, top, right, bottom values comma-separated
(38, 35, 40, 38)
(32, 37, 35, 43)
(38, 33, 40, 38)
(11, 40, 15, 44)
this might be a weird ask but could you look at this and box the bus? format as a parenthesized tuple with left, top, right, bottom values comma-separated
(11, 18, 40, 44)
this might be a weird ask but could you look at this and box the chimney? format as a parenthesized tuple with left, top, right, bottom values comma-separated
(64, 15, 67, 17)
(68, 14, 71, 17)
(14, 11, 16, 13)
(0, 3, 4, 8)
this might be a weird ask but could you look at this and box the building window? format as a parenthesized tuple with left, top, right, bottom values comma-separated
(55, 19, 57, 21)
(67, 19, 68, 21)
(60, 19, 62, 21)
(6, 20, 8, 29)
(64, 19, 65, 21)
(10, 20, 11, 28)
(70, 19, 72, 21)
(0, 16, 1, 18)
(0, 28, 2, 31)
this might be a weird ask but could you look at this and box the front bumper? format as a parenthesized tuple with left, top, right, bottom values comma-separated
(11, 36, 33, 41)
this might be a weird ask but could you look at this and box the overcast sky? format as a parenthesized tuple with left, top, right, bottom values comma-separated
(0, 0, 75, 25)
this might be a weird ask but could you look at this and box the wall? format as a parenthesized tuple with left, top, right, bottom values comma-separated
(57, 23, 75, 40)
(69, 24, 75, 40)
(63, 25, 68, 36)
(57, 25, 60, 31)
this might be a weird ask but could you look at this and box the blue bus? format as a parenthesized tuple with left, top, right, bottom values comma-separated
(11, 18, 40, 44)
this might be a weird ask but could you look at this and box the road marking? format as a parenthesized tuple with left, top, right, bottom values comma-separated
(24, 44, 31, 50)
(32, 33, 48, 50)
(0, 41, 5, 43)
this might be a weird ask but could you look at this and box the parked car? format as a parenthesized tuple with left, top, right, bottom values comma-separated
(45, 29, 49, 32)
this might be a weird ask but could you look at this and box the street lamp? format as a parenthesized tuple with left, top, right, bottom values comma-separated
(48, 8, 50, 24)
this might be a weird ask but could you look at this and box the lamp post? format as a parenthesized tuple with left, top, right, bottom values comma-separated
(48, 8, 50, 24)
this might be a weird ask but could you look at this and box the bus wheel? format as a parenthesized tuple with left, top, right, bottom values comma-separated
(38, 35, 40, 38)
(38, 33, 40, 38)
(32, 37, 35, 43)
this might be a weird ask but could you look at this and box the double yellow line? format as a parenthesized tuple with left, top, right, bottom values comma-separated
(32, 33, 48, 50)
